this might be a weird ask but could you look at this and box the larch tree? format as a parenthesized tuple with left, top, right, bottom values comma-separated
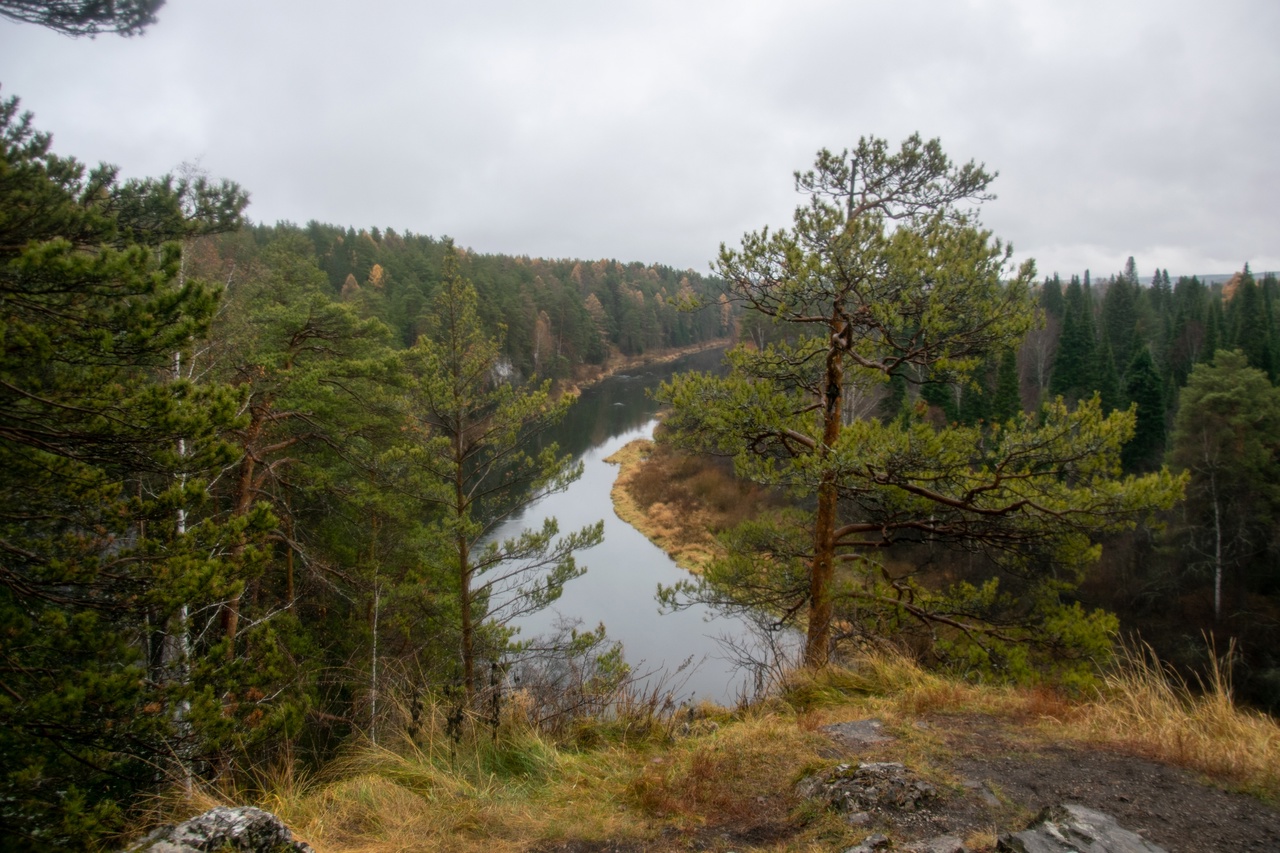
(659, 136, 1184, 673)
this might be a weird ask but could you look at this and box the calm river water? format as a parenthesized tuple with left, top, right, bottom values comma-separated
(494, 347, 785, 705)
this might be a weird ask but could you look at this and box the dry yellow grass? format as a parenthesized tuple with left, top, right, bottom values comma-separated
(605, 439, 724, 573)
(1065, 642, 1280, 797)
(606, 437, 782, 574)
(135, 647, 1280, 851)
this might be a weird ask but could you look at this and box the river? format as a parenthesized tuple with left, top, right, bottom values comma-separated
(491, 347, 787, 706)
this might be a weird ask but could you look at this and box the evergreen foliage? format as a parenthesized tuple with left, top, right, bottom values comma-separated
(1169, 351, 1280, 624)
(1227, 267, 1276, 381)
(0, 0, 163, 35)
(1050, 277, 1097, 402)
(1121, 346, 1166, 473)
(395, 246, 603, 703)
(0, 93, 254, 848)
(658, 137, 1183, 675)
(991, 347, 1022, 424)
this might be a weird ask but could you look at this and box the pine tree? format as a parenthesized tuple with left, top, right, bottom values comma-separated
(0, 94, 251, 847)
(1121, 346, 1166, 473)
(0, 0, 164, 36)
(398, 246, 602, 702)
(659, 137, 1181, 672)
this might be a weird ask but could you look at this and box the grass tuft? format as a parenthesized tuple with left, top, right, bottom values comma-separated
(1066, 641, 1280, 798)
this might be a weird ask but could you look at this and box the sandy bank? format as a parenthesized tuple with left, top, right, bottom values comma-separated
(604, 438, 722, 575)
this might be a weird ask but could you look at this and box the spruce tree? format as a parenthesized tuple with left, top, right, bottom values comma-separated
(1229, 267, 1275, 381)
(1169, 275, 1208, 384)
(991, 347, 1022, 423)
(1095, 335, 1124, 414)
(1202, 298, 1224, 364)
(1102, 274, 1139, 378)
(1050, 277, 1097, 402)
(1040, 274, 1064, 319)
(1121, 346, 1166, 472)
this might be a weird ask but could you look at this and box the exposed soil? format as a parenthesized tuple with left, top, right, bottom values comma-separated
(927, 714, 1280, 852)
(805, 713, 1280, 852)
(533, 714, 1280, 852)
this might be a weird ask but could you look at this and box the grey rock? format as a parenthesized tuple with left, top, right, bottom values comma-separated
(962, 778, 1002, 807)
(122, 806, 313, 853)
(824, 718, 895, 747)
(997, 803, 1167, 853)
(902, 835, 968, 853)
(843, 832, 891, 852)
(799, 761, 938, 814)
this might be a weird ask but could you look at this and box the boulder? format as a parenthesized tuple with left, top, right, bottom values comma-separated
(997, 803, 1167, 853)
(122, 806, 313, 853)
(842, 832, 891, 852)
(798, 761, 938, 815)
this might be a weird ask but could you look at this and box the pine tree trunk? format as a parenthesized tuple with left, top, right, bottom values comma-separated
(805, 326, 845, 667)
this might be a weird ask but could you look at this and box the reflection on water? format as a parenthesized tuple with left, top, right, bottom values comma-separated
(495, 348, 790, 704)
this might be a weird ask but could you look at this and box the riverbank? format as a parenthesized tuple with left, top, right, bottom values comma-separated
(558, 338, 732, 398)
(605, 436, 780, 575)
(605, 438, 721, 574)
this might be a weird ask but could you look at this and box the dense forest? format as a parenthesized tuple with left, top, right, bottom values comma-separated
(1023, 264, 1280, 706)
(0, 95, 730, 848)
(935, 260, 1280, 701)
(3, 68, 1280, 853)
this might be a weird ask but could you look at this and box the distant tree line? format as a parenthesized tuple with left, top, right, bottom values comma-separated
(273, 220, 730, 375)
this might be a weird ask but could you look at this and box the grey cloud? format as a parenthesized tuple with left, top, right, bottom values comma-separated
(0, 0, 1275, 276)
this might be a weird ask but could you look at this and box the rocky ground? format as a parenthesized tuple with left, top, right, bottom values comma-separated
(814, 714, 1280, 852)
(542, 436, 1280, 852)
(536, 713, 1280, 852)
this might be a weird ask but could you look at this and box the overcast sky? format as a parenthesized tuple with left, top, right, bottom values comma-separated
(2, 0, 1277, 280)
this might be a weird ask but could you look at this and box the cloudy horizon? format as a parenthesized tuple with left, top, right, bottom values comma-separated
(2, 0, 1276, 282)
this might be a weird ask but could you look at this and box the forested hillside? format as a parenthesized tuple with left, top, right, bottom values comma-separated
(0, 96, 728, 850)
(233, 221, 731, 377)
(3, 70, 1278, 853)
